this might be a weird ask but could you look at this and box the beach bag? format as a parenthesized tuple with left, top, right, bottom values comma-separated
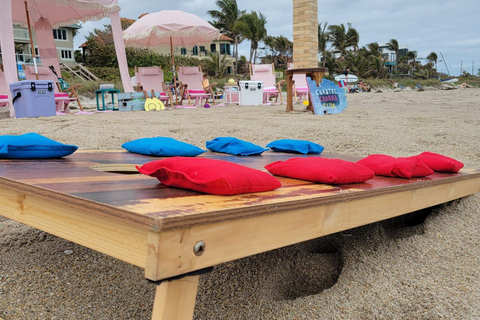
(58, 78, 70, 91)
(49, 65, 69, 91)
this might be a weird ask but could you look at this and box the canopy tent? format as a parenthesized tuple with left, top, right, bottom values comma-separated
(0, 0, 133, 118)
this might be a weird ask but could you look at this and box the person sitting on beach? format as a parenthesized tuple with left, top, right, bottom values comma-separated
(349, 85, 359, 93)
(357, 80, 371, 92)
(461, 82, 471, 88)
(202, 74, 212, 93)
(202, 74, 217, 94)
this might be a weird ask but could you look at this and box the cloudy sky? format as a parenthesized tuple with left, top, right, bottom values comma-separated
(75, 0, 480, 76)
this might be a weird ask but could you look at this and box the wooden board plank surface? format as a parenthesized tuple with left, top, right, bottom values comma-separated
(1, 151, 479, 232)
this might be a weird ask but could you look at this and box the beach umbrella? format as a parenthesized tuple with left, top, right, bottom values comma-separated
(11, 0, 120, 28)
(0, 0, 133, 117)
(10, 0, 121, 75)
(123, 10, 220, 103)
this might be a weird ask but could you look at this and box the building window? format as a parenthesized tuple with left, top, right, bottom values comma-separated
(199, 46, 205, 52)
(60, 49, 73, 60)
(53, 29, 67, 41)
(192, 46, 198, 56)
(181, 48, 187, 55)
(210, 44, 216, 52)
(220, 43, 230, 55)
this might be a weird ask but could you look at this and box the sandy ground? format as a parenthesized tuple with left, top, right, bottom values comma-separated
(0, 87, 479, 319)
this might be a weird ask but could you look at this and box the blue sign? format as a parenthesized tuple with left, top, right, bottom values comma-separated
(306, 77, 347, 115)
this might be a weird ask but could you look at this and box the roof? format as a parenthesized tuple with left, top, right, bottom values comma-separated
(121, 17, 136, 24)
(218, 34, 234, 42)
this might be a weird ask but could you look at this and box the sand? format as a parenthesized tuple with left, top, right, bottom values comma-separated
(0, 87, 479, 319)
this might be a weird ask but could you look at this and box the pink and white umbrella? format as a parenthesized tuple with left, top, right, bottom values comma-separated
(123, 10, 220, 104)
(123, 10, 220, 50)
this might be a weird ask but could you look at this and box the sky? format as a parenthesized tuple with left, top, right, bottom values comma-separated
(74, 0, 480, 76)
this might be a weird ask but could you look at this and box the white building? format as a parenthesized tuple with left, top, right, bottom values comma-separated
(3, 24, 80, 68)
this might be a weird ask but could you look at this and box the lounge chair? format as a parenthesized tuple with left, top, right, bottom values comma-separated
(250, 63, 285, 104)
(0, 66, 9, 108)
(22, 65, 83, 112)
(134, 66, 174, 108)
(287, 64, 309, 103)
(177, 66, 216, 107)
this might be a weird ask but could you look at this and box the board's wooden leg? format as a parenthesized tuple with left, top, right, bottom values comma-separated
(151, 275, 200, 320)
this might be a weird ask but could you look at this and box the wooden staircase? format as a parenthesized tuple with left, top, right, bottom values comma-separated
(60, 63, 100, 82)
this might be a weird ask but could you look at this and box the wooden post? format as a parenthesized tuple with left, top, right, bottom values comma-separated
(24, 1, 39, 80)
(151, 276, 200, 320)
(292, 0, 319, 68)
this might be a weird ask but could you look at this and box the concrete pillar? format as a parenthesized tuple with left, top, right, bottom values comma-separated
(292, 0, 318, 68)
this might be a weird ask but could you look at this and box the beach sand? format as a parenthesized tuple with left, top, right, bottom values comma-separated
(0, 88, 479, 319)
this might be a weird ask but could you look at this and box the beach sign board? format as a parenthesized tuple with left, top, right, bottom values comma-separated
(306, 77, 348, 115)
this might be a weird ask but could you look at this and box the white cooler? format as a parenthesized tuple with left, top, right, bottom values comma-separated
(239, 81, 263, 106)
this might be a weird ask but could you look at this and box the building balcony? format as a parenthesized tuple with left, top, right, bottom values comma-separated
(13, 28, 31, 42)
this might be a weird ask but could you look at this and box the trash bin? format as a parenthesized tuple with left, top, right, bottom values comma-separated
(9, 80, 56, 118)
(239, 81, 264, 106)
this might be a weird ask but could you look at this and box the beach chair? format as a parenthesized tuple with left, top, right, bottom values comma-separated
(250, 63, 285, 104)
(288, 64, 309, 103)
(177, 66, 216, 107)
(22, 65, 83, 112)
(134, 66, 174, 108)
(0, 66, 9, 108)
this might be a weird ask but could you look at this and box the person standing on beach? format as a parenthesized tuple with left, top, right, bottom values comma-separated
(342, 67, 350, 90)
(342, 67, 350, 83)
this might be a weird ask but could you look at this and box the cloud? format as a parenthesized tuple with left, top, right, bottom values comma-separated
(74, 0, 480, 75)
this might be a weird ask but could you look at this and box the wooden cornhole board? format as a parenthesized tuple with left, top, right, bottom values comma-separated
(0, 151, 479, 319)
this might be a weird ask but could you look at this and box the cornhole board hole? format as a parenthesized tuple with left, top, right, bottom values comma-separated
(0, 151, 478, 319)
(9, 80, 56, 118)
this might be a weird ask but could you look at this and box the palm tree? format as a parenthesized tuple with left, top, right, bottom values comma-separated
(345, 52, 369, 78)
(397, 55, 409, 74)
(365, 42, 381, 58)
(208, 0, 245, 74)
(268, 35, 292, 68)
(323, 51, 337, 75)
(318, 22, 329, 67)
(406, 50, 418, 74)
(347, 27, 360, 52)
(386, 38, 399, 74)
(327, 23, 358, 57)
(426, 52, 438, 69)
(235, 11, 267, 64)
(207, 51, 229, 77)
(263, 35, 277, 63)
(369, 56, 388, 79)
